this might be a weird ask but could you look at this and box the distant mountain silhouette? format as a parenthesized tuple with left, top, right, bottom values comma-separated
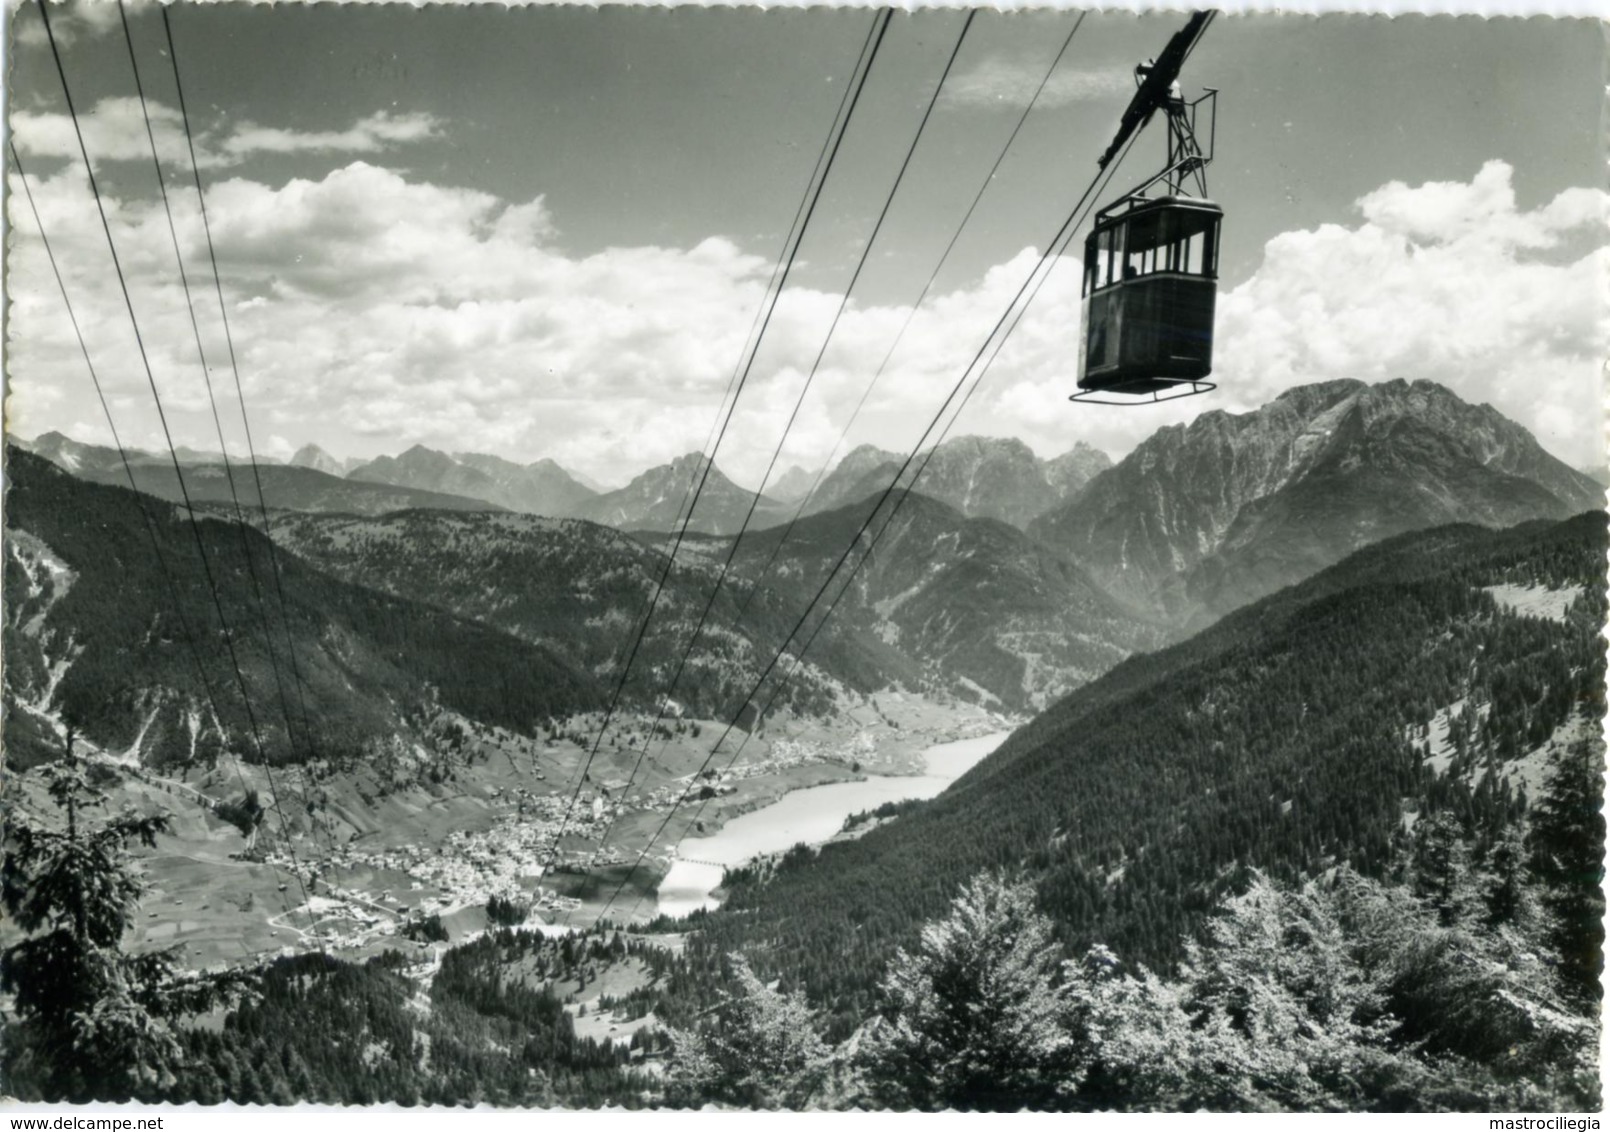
(289, 443, 359, 477)
(798, 436, 1111, 530)
(18, 432, 495, 516)
(574, 452, 789, 536)
(347, 444, 597, 517)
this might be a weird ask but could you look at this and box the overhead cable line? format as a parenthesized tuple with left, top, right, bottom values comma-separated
(537, 8, 884, 829)
(601, 18, 1220, 922)
(118, 0, 312, 800)
(733, 10, 1088, 624)
(652, 1, 883, 563)
(159, 4, 342, 863)
(536, 6, 895, 890)
(36, 0, 324, 946)
(580, 10, 981, 889)
(692, 16, 1218, 797)
(12, 142, 236, 799)
(660, 129, 1149, 851)
(10, 139, 303, 923)
(594, 67, 1164, 929)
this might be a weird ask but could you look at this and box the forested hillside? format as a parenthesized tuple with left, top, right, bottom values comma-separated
(689, 510, 1607, 1023)
(273, 489, 1158, 718)
(269, 508, 916, 722)
(721, 489, 1165, 710)
(4, 448, 601, 769)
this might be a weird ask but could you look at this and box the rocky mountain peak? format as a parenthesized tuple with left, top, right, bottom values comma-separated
(25, 429, 74, 452)
(1031, 377, 1603, 630)
(392, 444, 458, 473)
(572, 450, 784, 535)
(767, 464, 818, 504)
(289, 443, 345, 477)
(799, 436, 1116, 530)
(1045, 441, 1113, 500)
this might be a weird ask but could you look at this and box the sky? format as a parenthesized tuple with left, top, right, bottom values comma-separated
(5, 1, 1606, 490)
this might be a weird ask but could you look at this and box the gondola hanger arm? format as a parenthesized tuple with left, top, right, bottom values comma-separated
(1096, 9, 1214, 170)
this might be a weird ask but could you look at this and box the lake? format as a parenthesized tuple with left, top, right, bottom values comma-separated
(654, 729, 1011, 918)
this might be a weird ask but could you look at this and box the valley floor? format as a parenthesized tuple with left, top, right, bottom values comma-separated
(2, 691, 1012, 977)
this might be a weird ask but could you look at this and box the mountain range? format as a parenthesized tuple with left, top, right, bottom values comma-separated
(7, 373, 1604, 1113)
(11, 377, 1602, 733)
(347, 444, 598, 518)
(301, 434, 1113, 535)
(17, 433, 500, 517)
(1030, 379, 1603, 632)
(797, 437, 1112, 530)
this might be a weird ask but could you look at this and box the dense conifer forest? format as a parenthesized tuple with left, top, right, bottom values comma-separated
(5, 449, 603, 768)
(2, 475, 1601, 1109)
(681, 512, 1607, 1028)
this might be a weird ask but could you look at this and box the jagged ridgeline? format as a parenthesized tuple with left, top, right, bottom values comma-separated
(1030, 379, 1603, 632)
(4, 448, 603, 768)
(17, 430, 505, 516)
(697, 510, 1608, 1021)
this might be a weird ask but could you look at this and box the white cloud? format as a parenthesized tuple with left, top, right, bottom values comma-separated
(6, 159, 1605, 493)
(12, 97, 190, 167)
(1210, 160, 1608, 463)
(12, 1, 123, 49)
(219, 110, 444, 160)
(12, 98, 442, 170)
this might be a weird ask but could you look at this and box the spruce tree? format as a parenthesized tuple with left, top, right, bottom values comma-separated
(1, 748, 251, 1100)
(665, 953, 834, 1109)
(859, 871, 1083, 1110)
(1525, 736, 1606, 1007)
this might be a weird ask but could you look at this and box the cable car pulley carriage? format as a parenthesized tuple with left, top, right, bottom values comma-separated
(1072, 11, 1222, 406)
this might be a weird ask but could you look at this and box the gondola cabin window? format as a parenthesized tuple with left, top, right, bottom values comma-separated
(1077, 195, 1222, 395)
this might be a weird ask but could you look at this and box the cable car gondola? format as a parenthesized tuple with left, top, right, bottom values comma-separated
(1072, 11, 1222, 406)
(1079, 193, 1221, 396)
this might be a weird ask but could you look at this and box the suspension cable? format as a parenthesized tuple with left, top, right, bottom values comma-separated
(10, 140, 305, 925)
(593, 84, 1153, 928)
(535, 8, 883, 840)
(732, 10, 1088, 624)
(36, 0, 325, 945)
(535, 7, 895, 890)
(577, 10, 980, 893)
(159, 5, 343, 863)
